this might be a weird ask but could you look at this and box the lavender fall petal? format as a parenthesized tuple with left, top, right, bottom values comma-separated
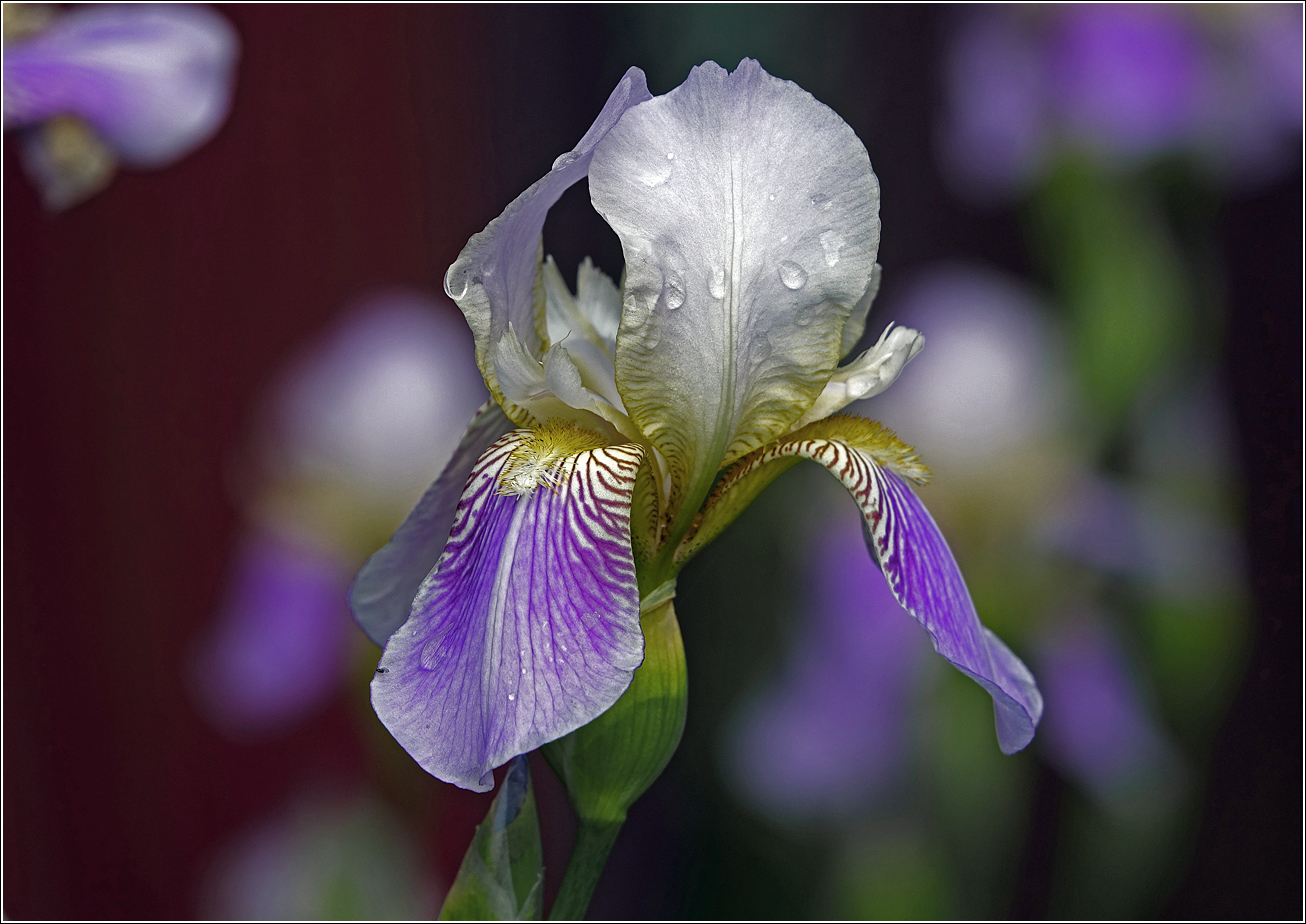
(349, 402, 514, 647)
(372, 431, 645, 791)
(866, 465, 1043, 753)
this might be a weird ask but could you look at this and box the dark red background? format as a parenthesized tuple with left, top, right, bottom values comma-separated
(3, 7, 502, 916)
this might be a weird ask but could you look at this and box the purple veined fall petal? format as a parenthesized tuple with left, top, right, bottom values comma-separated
(718, 416, 1042, 753)
(349, 402, 515, 647)
(3, 4, 239, 167)
(372, 428, 646, 792)
(864, 463, 1041, 754)
(444, 68, 652, 409)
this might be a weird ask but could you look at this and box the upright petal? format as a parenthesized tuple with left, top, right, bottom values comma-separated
(590, 59, 880, 512)
(444, 68, 652, 413)
(695, 415, 1042, 753)
(373, 426, 646, 791)
(3, 5, 239, 166)
(349, 402, 515, 646)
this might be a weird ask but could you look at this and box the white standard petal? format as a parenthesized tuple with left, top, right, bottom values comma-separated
(791, 323, 924, 429)
(590, 59, 881, 516)
(444, 68, 652, 410)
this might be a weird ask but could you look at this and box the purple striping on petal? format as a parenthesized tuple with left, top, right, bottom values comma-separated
(866, 465, 1041, 753)
(349, 402, 514, 646)
(372, 431, 646, 791)
(737, 429, 1042, 752)
(3, 5, 239, 166)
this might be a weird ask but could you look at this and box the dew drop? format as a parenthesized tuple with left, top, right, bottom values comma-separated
(445, 265, 471, 300)
(666, 151, 675, 160)
(778, 261, 808, 290)
(638, 158, 673, 187)
(819, 230, 845, 268)
(769, 193, 776, 202)
(521, 667, 527, 675)
(664, 274, 686, 310)
(708, 266, 726, 300)
(552, 151, 581, 170)
(810, 192, 832, 210)
(508, 693, 516, 701)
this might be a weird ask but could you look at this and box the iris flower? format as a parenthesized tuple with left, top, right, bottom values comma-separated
(351, 60, 1042, 792)
(2, 3, 238, 209)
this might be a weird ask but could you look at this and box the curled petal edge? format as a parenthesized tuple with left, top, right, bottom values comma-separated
(683, 414, 1042, 753)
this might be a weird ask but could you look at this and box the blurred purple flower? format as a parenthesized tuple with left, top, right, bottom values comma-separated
(3, 3, 238, 208)
(1048, 5, 1204, 158)
(852, 263, 1064, 473)
(194, 533, 353, 737)
(192, 293, 487, 736)
(939, 11, 1048, 202)
(1037, 617, 1177, 806)
(940, 5, 1304, 199)
(1040, 471, 1244, 603)
(726, 509, 931, 821)
(267, 291, 487, 498)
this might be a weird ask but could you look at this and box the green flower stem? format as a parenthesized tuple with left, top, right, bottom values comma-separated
(548, 818, 623, 921)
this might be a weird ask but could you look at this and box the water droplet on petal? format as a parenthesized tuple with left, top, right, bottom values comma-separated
(664, 274, 686, 310)
(769, 193, 776, 202)
(819, 230, 845, 268)
(508, 693, 516, 701)
(552, 151, 581, 170)
(708, 266, 726, 300)
(778, 261, 808, 290)
(521, 667, 527, 675)
(445, 264, 471, 300)
(810, 193, 832, 210)
(638, 158, 673, 187)
(666, 151, 674, 160)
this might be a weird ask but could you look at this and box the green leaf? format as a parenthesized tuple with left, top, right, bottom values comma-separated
(439, 756, 544, 921)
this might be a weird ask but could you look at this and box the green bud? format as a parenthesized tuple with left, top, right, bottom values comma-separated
(542, 595, 688, 824)
(439, 755, 544, 921)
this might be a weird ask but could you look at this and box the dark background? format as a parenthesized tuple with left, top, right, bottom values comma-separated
(4, 6, 1300, 918)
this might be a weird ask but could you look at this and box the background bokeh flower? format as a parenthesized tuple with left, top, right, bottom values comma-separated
(192, 291, 486, 736)
(2, 3, 239, 209)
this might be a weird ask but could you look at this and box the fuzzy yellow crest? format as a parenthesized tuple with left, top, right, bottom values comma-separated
(496, 419, 611, 497)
